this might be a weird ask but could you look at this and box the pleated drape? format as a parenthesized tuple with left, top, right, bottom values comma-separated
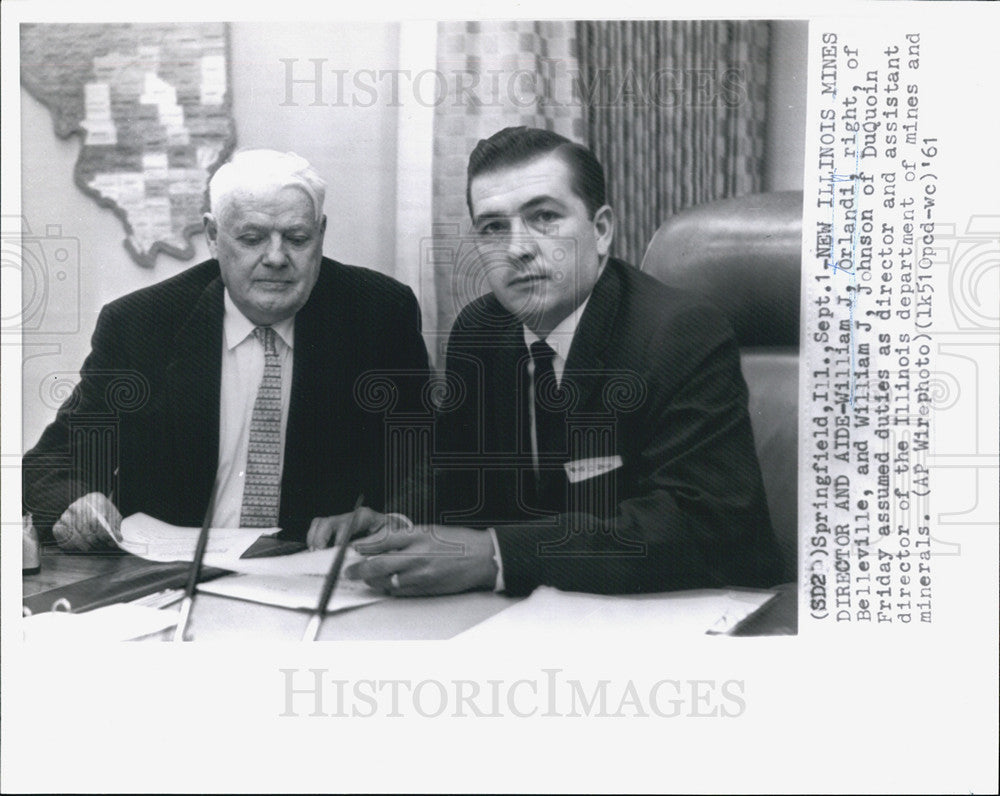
(430, 20, 586, 360)
(576, 20, 770, 265)
(429, 20, 769, 351)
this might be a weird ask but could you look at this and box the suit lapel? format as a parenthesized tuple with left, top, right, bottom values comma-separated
(487, 317, 528, 456)
(281, 261, 355, 520)
(563, 259, 624, 413)
(165, 275, 224, 515)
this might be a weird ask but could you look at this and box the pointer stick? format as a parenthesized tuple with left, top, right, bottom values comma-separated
(173, 491, 217, 642)
(302, 494, 364, 642)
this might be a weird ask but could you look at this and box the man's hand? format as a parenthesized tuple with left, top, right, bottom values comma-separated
(345, 524, 497, 596)
(306, 508, 409, 551)
(52, 492, 122, 551)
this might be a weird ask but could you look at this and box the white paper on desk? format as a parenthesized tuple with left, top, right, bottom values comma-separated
(118, 513, 270, 566)
(214, 545, 356, 576)
(22, 603, 179, 643)
(453, 586, 775, 641)
(196, 554, 384, 613)
(118, 514, 365, 577)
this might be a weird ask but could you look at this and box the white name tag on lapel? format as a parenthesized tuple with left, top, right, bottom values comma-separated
(564, 455, 623, 483)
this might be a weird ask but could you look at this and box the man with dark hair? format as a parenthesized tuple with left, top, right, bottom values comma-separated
(465, 125, 607, 217)
(312, 126, 783, 597)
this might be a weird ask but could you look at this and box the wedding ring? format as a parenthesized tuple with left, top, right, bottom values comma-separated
(390, 573, 401, 590)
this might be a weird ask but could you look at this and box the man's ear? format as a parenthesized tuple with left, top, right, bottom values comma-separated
(203, 213, 219, 256)
(593, 204, 615, 257)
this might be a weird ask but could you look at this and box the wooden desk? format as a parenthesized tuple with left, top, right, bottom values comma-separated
(23, 546, 797, 639)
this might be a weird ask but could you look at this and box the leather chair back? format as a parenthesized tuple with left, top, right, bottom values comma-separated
(640, 191, 802, 582)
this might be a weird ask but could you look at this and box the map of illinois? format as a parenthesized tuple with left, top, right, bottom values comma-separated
(20, 22, 236, 267)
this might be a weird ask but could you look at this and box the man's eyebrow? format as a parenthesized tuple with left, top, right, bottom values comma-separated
(231, 222, 265, 234)
(473, 195, 566, 224)
(471, 210, 505, 225)
(521, 195, 565, 211)
(231, 221, 313, 233)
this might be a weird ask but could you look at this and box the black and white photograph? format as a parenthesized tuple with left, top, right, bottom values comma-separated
(2, 2, 997, 793)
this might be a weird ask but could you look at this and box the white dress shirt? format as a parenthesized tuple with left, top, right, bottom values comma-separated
(487, 296, 593, 591)
(521, 294, 591, 389)
(211, 291, 295, 528)
(388, 299, 595, 593)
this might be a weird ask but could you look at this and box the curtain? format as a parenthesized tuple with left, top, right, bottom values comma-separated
(576, 20, 770, 266)
(430, 20, 586, 363)
(429, 20, 770, 352)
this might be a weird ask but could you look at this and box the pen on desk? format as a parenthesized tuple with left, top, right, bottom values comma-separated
(93, 488, 118, 545)
(173, 491, 217, 642)
(302, 493, 364, 642)
(93, 512, 117, 545)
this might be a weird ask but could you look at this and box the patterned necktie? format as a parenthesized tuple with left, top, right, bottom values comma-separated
(240, 326, 282, 527)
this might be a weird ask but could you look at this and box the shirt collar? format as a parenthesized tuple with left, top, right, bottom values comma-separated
(223, 289, 296, 351)
(522, 294, 591, 363)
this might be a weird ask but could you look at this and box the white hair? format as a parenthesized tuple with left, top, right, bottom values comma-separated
(208, 149, 326, 222)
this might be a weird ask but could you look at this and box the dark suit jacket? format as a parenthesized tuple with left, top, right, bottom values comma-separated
(23, 257, 429, 541)
(435, 258, 783, 595)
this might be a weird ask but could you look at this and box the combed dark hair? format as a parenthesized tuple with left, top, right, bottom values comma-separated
(465, 126, 607, 218)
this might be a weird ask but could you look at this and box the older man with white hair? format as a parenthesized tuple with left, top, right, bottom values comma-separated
(23, 149, 429, 549)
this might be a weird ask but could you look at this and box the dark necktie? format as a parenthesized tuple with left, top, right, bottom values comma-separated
(530, 339, 566, 473)
(240, 326, 282, 527)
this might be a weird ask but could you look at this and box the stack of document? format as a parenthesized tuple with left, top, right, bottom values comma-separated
(197, 572, 381, 613)
(118, 513, 383, 613)
(117, 513, 273, 567)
